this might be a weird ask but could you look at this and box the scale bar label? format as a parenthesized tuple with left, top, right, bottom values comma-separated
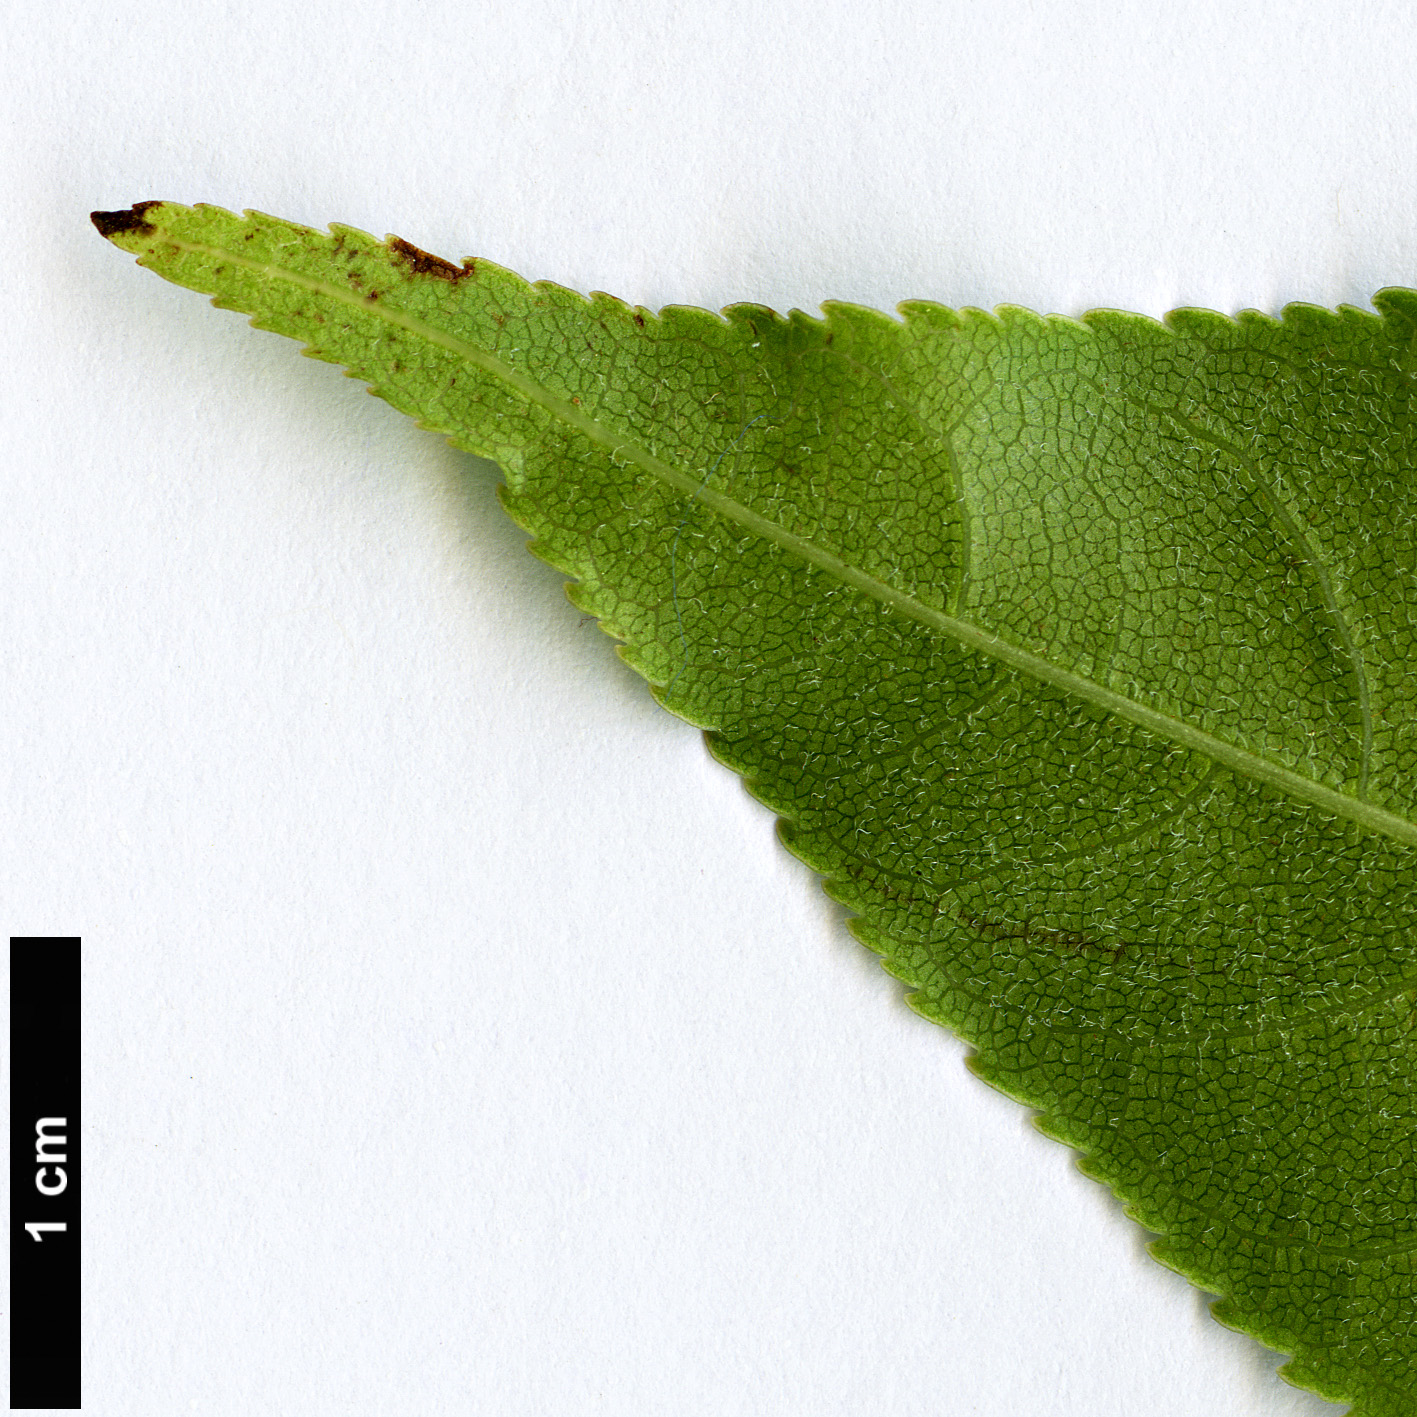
(10, 938, 81, 1410)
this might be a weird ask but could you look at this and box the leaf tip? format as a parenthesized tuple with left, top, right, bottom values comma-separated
(90, 200, 165, 243)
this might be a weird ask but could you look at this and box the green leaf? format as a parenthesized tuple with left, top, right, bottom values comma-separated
(94, 201, 1417, 1413)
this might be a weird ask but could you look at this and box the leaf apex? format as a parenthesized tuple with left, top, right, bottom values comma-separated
(90, 200, 164, 241)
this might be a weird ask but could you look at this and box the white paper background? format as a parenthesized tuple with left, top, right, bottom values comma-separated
(4, 2, 1415, 1412)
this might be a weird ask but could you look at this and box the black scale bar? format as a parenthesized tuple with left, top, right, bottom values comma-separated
(10, 939, 81, 1410)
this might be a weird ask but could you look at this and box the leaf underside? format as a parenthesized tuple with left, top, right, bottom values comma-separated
(95, 202, 1417, 1413)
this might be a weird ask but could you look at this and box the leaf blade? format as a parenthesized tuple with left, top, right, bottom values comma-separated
(96, 202, 1417, 1414)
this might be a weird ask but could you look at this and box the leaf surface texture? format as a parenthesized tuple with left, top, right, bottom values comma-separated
(96, 202, 1417, 1412)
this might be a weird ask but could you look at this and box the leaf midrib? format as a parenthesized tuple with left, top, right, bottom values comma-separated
(163, 230, 1417, 849)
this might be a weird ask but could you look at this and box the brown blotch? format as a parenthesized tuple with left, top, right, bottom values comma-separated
(633, 312, 646, 328)
(389, 236, 475, 282)
(90, 201, 163, 240)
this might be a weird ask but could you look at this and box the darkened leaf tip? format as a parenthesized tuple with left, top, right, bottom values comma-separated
(90, 201, 163, 240)
(389, 236, 475, 282)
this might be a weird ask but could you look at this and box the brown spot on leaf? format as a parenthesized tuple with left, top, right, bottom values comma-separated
(90, 201, 163, 240)
(389, 237, 475, 282)
(633, 312, 646, 327)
